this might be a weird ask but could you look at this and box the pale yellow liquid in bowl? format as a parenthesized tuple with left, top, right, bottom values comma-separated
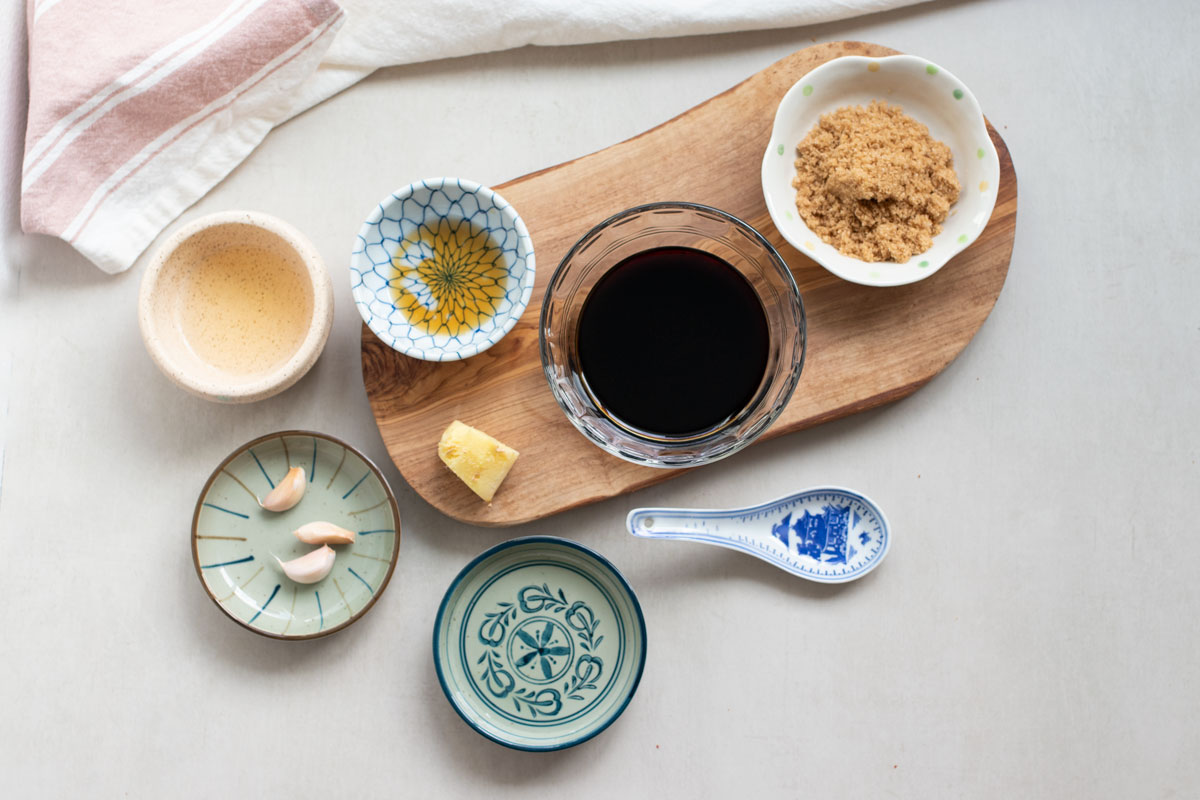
(178, 245, 314, 376)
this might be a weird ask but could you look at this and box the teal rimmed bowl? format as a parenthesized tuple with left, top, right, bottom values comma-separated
(433, 537, 647, 751)
(191, 430, 400, 639)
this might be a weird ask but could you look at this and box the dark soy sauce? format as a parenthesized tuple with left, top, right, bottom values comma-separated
(577, 246, 770, 437)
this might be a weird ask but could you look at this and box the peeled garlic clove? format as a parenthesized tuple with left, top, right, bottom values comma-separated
(275, 545, 335, 584)
(260, 466, 306, 512)
(294, 521, 356, 545)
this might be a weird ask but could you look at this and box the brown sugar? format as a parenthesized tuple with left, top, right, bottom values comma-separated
(792, 101, 959, 262)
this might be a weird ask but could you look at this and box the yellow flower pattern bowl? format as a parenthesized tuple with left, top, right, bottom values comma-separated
(352, 178, 536, 361)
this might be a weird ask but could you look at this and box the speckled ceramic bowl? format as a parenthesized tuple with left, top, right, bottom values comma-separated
(433, 537, 647, 751)
(351, 177, 536, 361)
(762, 54, 1000, 287)
(138, 211, 333, 403)
(192, 431, 400, 640)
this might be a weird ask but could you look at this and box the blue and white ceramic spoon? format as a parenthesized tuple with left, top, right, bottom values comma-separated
(626, 486, 891, 584)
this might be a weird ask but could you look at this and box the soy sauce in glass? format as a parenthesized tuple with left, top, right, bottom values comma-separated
(577, 246, 770, 437)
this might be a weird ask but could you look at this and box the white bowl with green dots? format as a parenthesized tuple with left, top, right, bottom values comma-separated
(191, 431, 400, 639)
(761, 54, 1000, 287)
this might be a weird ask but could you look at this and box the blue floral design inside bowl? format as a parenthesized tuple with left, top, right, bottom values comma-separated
(352, 177, 536, 361)
(433, 537, 647, 751)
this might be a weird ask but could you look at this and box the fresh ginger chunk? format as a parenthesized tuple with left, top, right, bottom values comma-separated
(437, 420, 519, 502)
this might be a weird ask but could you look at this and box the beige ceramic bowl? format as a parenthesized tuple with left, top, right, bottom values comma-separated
(138, 211, 333, 403)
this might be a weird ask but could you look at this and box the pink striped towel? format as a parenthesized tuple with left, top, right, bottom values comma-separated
(20, 0, 345, 273)
(21, 0, 926, 274)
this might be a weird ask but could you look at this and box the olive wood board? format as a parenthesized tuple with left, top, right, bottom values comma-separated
(361, 40, 1018, 527)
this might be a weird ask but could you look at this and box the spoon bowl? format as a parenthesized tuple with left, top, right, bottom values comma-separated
(627, 486, 890, 583)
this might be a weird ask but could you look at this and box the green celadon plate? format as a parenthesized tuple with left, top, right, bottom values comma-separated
(191, 430, 400, 639)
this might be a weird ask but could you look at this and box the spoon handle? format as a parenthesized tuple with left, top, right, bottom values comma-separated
(627, 508, 733, 539)
(626, 507, 785, 565)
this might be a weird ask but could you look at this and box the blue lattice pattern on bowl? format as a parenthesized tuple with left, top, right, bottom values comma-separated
(352, 177, 536, 361)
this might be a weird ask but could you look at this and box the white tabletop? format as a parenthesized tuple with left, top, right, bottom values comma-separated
(3, 1, 1198, 796)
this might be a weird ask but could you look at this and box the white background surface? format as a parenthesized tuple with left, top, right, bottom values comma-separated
(2, 1, 1198, 797)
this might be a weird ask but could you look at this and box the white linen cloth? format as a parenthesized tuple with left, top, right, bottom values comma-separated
(21, 0, 926, 273)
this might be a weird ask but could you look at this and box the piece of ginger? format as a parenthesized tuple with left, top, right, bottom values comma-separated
(437, 420, 519, 502)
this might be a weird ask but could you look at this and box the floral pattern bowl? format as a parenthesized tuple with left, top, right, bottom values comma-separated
(433, 537, 647, 751)
(191, 431, 400, 639)
(351, 177, 536, 361)
(761, 54, 1000, 287)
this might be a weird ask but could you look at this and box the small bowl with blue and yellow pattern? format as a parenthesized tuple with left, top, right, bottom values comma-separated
(352, 177, 536, 361)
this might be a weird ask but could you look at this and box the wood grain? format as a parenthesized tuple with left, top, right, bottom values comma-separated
(361, 41, 1018, 527)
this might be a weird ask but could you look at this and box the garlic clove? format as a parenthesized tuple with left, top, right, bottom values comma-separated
(260, 466, 306, 512)
(275, 545, 336, 584)
(294, 521, 356, 545)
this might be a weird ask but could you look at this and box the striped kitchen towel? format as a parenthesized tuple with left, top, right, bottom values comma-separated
(21, 0, 927, 274)
(20, 0, 345, 274)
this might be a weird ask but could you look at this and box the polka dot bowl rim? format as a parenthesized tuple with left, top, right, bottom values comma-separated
(190, 430, 401, 641)
(760, 54, 1000, 288)
(351, 177, 536, 361)
(432, 536, 648, 752)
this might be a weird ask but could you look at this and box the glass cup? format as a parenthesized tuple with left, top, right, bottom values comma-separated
(539, 202, 806, 468)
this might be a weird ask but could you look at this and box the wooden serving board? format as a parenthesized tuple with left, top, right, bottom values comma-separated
(361, 41, 1018, 527)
